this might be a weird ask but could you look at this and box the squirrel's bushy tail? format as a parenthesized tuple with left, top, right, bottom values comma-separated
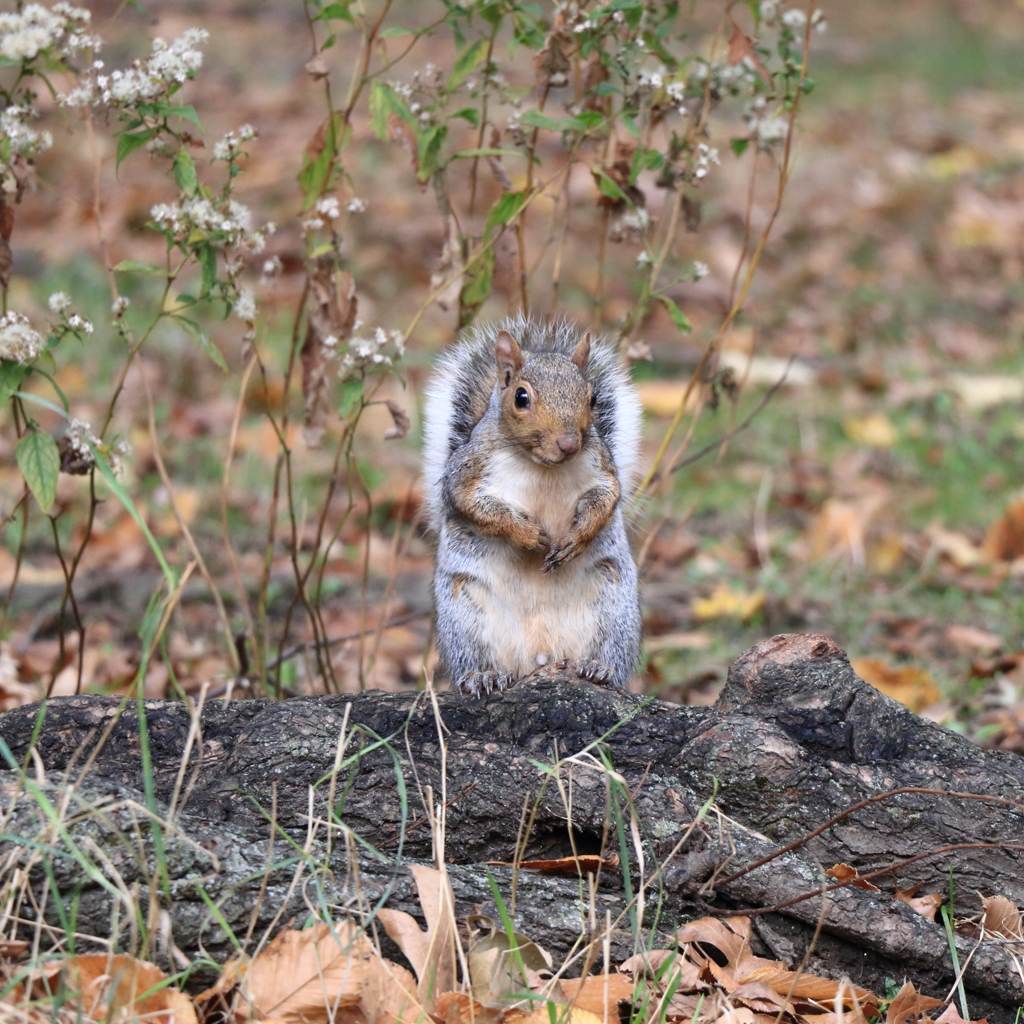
(422, 314, 643, 531)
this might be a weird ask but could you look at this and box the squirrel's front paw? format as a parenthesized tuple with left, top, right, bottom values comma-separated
(542, 536, 579, 573)
(456, 670, 516, 698)
(512, 516, 548, 552)
(571, 659, 616, 686)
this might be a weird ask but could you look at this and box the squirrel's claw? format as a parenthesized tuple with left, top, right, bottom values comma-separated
(457, 670, 516, 698)
(542, 537, 579, 573)
(572, 659, 615, 686)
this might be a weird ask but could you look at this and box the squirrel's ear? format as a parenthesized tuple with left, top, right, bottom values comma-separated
(571, 332, 591, 371)
(495, 330, 524, 387)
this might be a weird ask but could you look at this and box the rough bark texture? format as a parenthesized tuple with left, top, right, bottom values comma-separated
(1, 634, 1023, 1019)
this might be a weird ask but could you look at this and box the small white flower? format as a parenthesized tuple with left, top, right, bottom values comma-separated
(693, 261, 709, 280)
(636, 251, 652, 268)
(67, 313, 93, 334)
(261, 255, 282, 280)
(0, 311, 42, 363)
(48, 291, 72, 313)
(112, 296, 130, 316)
(302, 216, 325, 234)
(316, 196, 341, 220)
(782, 8, 807, 28)
(346, 197, 367, 213)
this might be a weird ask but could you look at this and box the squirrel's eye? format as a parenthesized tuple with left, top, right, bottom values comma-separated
(514, 387, 530, 410)
(590, 392, 597, 409)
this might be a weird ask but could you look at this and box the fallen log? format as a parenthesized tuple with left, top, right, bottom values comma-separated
(0, 633, 1022, 1020)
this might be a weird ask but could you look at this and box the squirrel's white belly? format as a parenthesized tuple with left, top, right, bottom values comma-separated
(468, 545, 605, 675)
(470, 449, 609, 674)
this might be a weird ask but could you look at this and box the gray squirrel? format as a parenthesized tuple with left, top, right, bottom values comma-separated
(422, 314, 643, 696)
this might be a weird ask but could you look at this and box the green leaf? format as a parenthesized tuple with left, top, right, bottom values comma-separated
(116, 128, 155, 168)
(113, 259, 164, 275)
(298, 111, 346, 209)
(198, 244, 217, 298)
(369, 81, 417, 141)
(451, 147, 520, 160)
(484, 190, 527, 233)
(621, 113, 640, 140)
(459, 247, 495, 328)
(574, 110, 604, 129)
(321, 1, 354, 21)
(596, 172, 626, 200)
(380, 26, 414, 37)
(173, 149, 198, 195)
(17, 429, 60, 513)
(448, 38, 489, 92)
(657, 295, 692, 334)
(416, 124, 447, 183)
(450, 107, 480, 127)
(518, 109, 583, 133)
(730, 138, 750, 158)
(594, 81, 621, 97)
(338, 379, 364, 418)
(174, 316, 228, 372)
(0, 360, 28, 407)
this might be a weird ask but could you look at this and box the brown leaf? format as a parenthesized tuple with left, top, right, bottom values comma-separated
(895, 888, 943, 921)
(236, 921, 372, 1023)
(933, 1003, 990, 1024)
(383, 400, 410, 440)
(18, 954, 197, 1024)
(378, 865, 456, 1006)
(433, 992, 505, 1024)
(981, 498, 1024, 563)
(944, 624, 1001, 656)
(727, 18, 771, 84)
(508, 855, 616, 877)
(301, 261, 357, 448)
(487, 126, 513, 191)
(981, 894, 1022, 938)
(360, 953, 423, 1024)
(387, 112, 420, 178)
(743, 969, 878, 1014)
(827, 863, 881, 891)
(559, 973, 634, 1024)
(851, 657, 940, 713)
(533, 24, 571, 90)
(884, 982, 945, 1024)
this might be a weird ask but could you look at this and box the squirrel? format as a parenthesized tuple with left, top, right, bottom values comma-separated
(422, 314, 643, 697)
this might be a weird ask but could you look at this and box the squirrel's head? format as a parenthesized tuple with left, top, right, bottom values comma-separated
(494, 329, 594, 466)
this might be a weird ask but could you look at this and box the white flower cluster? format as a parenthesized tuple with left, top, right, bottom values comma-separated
(0, 105, 53, 191)
(112, 295, 130, 317)
(151, 194, 273, 277)
(759, 2, 827, 32)
(346, 197, 367, 213)
(328, 324, 404, 375)
(0, 312, 43, 363)
(48, 291, 93, 333)
(315, 195, 340, 220)
(693, 142, 719, 180)
(693, 261, 709, 280)
(689, 59, 759, 97)
(213, 123, 257, 162)
(745, 98, 789, 148)
(60, 418, 131, 473)
(0, 2, 95, 63)
(62, 28, 208, 109)
(260, 255, 282, 282)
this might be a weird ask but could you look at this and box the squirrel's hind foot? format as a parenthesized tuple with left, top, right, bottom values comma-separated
(571, 659, 616, 686)
(456, 670, 516, 698)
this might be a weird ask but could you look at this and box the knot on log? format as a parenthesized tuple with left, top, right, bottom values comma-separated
(718, 632, 909, 761)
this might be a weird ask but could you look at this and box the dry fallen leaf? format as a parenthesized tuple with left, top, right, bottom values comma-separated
(827, 863, 881, 891)
(843, 412, 897, 447)
(924, 524, 983, 569)
(884, 982, 945, 1024)
(692, 585, 765, 622)
(236, 921, 371, 1023)
(560, 973, 634, 1024)
(895, 887, 943, 921)
(981, 498, 1024, 563)
(851, 657, 940, 713)
(933, 1002, 991, 1023)
(980, 894, 1022, 938)
(15, 954, 197, 1024)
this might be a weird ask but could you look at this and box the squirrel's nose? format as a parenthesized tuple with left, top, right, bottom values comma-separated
(556, 434, 581, 457)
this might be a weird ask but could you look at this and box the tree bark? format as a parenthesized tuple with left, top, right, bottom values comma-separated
(1, 633, 1022, 1020)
